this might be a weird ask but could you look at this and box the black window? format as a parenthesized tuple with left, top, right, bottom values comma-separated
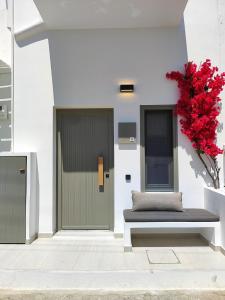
(142, 108, 177, 191)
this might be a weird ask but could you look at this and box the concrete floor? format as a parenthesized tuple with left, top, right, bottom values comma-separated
(0, 231, 225, 299)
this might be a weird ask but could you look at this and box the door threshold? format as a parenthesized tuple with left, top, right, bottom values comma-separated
(54, 230, 115, 240)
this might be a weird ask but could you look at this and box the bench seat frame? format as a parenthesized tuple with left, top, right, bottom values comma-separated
(124, 221, 221, 252)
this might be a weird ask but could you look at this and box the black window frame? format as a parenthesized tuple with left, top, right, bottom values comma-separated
(140, 105, 178, 192)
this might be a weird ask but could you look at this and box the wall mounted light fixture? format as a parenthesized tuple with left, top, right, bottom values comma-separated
(120, 84, 134, 93)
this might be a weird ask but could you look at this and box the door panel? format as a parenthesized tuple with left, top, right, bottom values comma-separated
(57, 109, 114, 230)
(0, 157, 26, 243)
(145, 110, 174, 190)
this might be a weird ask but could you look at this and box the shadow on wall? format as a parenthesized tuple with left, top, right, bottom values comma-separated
(47, 25, 188, 106)
(178, 102, 224, 188)
(179, 131, 212, 187)
(16, 32, 48, 47)
(14, 21, 218, 202)
(17, 22, 219, 188)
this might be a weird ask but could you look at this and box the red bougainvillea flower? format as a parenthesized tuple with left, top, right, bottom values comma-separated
(166, 59, 225, 157)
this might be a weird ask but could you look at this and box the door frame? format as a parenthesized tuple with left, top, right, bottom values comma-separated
(140, 105, 179, 192)
(56, 108, 114, 231)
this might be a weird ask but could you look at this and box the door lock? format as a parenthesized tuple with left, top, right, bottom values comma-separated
(105, 173, 110, 178)
(19, 169, 26, 174)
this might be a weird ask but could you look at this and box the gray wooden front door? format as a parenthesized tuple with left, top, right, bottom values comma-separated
(0, 157, 26, 243)
(57, 109, 114, 230)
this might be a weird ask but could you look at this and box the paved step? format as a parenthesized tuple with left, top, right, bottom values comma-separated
(0, 269, 225, 290)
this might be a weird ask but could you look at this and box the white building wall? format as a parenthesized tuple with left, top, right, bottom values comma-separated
(184, 0, 225, 187)
(204, 188, 225, 249)
(0, 1, 12, 151)
(14, 35, 55, 234)
(49, 28, 190, 234)
(0, 0, 11, 66)
(13, 0, 225, 234)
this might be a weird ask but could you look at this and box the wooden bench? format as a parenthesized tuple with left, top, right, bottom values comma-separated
(123, 209, 220, 251)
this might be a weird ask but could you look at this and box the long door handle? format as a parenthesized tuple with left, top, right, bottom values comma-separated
(98, 156, 104, 187)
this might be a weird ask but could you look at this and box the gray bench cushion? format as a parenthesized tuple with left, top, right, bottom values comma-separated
(123, 209, 219, 222)
(131, 191, 183, 212)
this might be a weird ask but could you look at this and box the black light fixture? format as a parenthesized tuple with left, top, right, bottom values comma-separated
(120, 84, 134, 93)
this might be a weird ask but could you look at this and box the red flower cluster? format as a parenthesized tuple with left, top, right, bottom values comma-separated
(166, 59, 225, 157)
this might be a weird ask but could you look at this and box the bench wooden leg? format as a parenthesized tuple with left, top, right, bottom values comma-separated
(124, 223, 132, 252)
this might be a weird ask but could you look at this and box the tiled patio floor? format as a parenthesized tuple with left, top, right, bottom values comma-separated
(0, 231, 225, 298)
(0, 232, 224, 272)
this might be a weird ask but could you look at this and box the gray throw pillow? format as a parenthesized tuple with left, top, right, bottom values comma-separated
(131, 191, 183, 212)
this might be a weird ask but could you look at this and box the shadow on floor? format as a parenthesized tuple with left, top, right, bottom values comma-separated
(132, 233, 209, 247)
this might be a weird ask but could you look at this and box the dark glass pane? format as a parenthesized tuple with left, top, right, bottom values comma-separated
(145, 110, 174, 189)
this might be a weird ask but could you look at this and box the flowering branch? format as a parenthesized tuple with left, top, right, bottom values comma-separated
(196, 151, 220, 189)
(166, 59, 225, 189)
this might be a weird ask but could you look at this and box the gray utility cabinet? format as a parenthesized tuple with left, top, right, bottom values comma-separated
(0, 156, 26, 243)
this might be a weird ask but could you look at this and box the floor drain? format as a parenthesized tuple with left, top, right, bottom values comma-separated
(146, 249, 180, 264)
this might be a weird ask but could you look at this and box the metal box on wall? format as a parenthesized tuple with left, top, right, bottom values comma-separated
(0, 153, 37, 244)
(0, 156, 26, 243)
(118, 122, 136, 144)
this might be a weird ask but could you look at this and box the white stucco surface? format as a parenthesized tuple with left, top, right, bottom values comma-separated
(184, 0, 225, 186)
(12, 0, 225, 235)
(13, 27, 194, 234)
(0, 2, 11, 66)
(14, 35, 54, 234)
(14, 0, 44, 38)
(204, 187, 225, 250)
(33, 0, 187, 29)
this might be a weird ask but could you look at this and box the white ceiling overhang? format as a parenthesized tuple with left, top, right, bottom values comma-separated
(34, 0, 188, 30)
(14, 0, 188, 41)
